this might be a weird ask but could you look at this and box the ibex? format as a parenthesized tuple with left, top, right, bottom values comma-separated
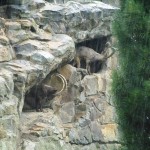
(24, 73, 67, 112)
(37, 84, 59, 112)
(74, 42, 115, 74)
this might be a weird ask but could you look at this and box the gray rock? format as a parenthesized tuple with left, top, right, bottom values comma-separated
(59, 110, 74, 124)
(22, 140, 36, 150)
(90, 121, 104, 142)
(82, 75, 98, 96)
(60, 102, 75, 123)
(28, 0, 46, 10)
(5, 22, 21, 31)
(0, 126, 7, 139)
(30, 51, 55, 65)
(0, 69, 14, 102)
(101, 0, 120, 7)
(69, 128, 80, 144)
(78, 126, 92, 144)
(99, 143, 121, 150)
(64, 0, 93, 3)
(14, 40, 42, 53)
(0, 45, 14, 62)
(80, 143, 98, 150)
(0, 36, 9, 46)
(6, 1, 118, 43)
(7, 30, 29, 44)
(78, 118, 91, 127)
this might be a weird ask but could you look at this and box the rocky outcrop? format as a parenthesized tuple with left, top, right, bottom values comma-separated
(0, 16, 75, 149)
(20, 54, 120, 149)
(0, 0, 118, 43)
(53, 0, 120, 7)
(0, 1, 120, 150)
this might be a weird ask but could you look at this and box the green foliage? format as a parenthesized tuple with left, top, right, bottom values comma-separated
(112, 0, 150, 149)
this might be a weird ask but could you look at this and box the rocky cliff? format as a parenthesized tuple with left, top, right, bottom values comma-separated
(0, 0, 120, 150)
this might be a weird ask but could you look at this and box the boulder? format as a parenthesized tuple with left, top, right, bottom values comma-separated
(82, 75, 98, 96)
(101, 123, 119, 142)
(0, 45, 15, 62)
(59, 102, 75, 124)
(90, 121, 104, 142)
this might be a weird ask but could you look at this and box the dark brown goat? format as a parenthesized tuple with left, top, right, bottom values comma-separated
(25, 84, 57, 112)
(35, 84, 57, 111)
(24, 73, 67, 112)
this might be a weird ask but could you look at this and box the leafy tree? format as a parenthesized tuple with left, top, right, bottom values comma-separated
(112, 0, 150, 149)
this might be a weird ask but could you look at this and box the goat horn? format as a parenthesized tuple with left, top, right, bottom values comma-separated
(57, 73, 67, 89)
(51, 73, 67, 95)
(105, 46, 116, 59)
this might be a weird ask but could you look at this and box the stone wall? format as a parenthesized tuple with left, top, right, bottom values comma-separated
(0, 0, 118, 43)
(0, 1, 120, 150)
(21, 59, 120, 150)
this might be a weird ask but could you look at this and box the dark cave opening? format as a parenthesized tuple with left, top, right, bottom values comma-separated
(23, 72, 66, 112)
(75, 36, 110, 73)
(76, 36, 109, 53)
(23, 84, 57, 112)
(30, 26, 36, 33)
(23, 86, 38, 112)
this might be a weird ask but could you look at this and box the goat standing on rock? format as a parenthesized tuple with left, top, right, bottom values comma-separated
(74, 42, 116, 74)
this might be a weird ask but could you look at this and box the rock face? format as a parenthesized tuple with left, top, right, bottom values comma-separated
(20, 56, 119, 149)
(0, 16, 74, 150)
(0, 0, 118, 43)
(54, 0, 120, 7)
(101, 0, 120, 7)
(0, 1, 120, 150)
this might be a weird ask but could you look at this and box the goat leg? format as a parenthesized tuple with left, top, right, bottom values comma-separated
(86, 60, 91, 74)
(36, 96, 43, 112)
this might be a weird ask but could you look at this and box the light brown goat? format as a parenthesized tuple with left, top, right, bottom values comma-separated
(74, 43, 115, 74)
